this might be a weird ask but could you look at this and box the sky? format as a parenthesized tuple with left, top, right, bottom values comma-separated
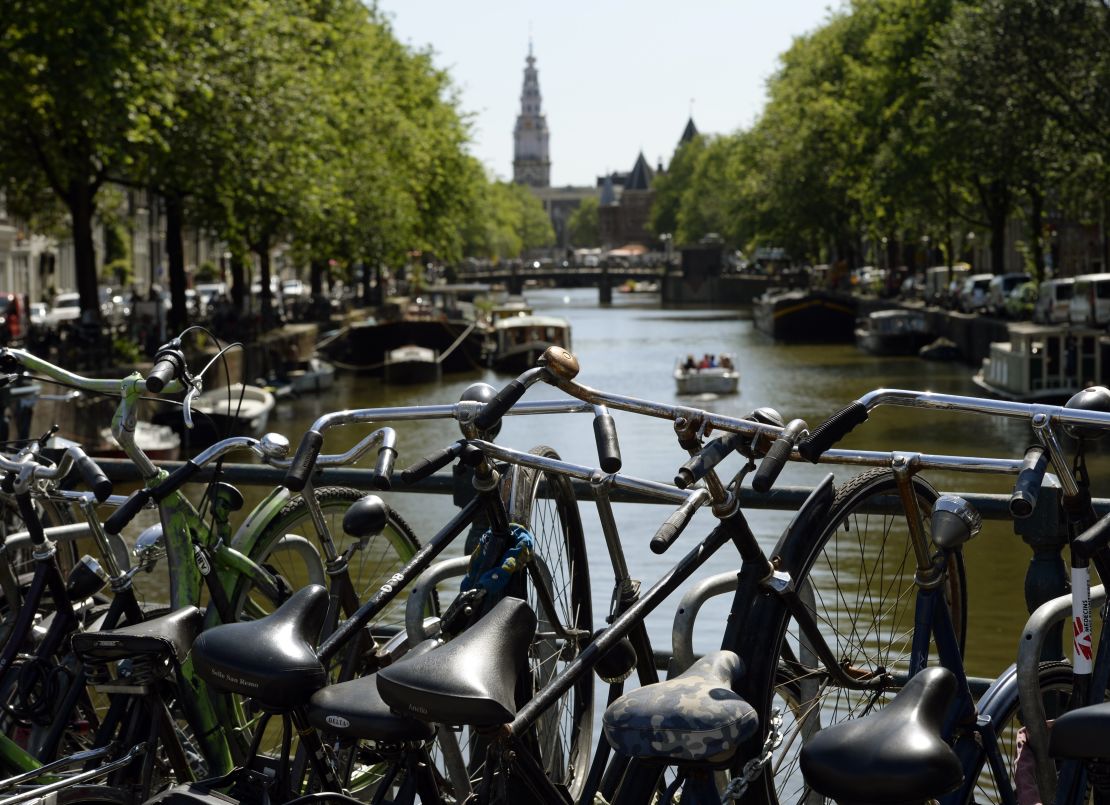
(377, 0, 841, 187)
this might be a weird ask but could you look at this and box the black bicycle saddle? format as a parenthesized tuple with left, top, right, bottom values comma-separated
(72, 605, 203, 664)
(603, 650, 756, 765)
(799, 666, 963, 804)
(376, 596, 536, 726)
(1050, 701, 1110, 759)
(308, 640, 440, 742)
(191, 584, 328, 709)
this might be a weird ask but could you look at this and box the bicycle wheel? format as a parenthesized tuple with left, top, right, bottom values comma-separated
(739, 467, 967, 805)
(224, 487, 427, 765)
(505, 445, 593, 799)
(963, 661, 1074, 804)
(230, 486, 429, 634)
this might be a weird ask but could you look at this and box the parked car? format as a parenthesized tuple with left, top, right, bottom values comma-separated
(1032, 277, 1075, 324)
(957, 273, 994, 313)
(987, 273, 1031, 316)
(1005, 281, 1038, 320)
(28, 302, 47, 328)
(281, 279, 307, 298)
(196, 282, 228, 312)
(1070, 273, 1110, 326)
(45, 293, 82, 327)
(924, 264, 970, 305)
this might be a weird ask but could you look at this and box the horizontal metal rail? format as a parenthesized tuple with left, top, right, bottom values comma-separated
(89, 458, 1107, 520)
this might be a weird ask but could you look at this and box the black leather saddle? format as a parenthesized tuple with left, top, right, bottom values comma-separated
(1050, 701, 1110, 759)
(192, 584, 328, 709)
(308, 641, 439, 743)
(603, 651, 756, 764)
(376, 596, 536, 726)
(72, 606, 203, 665)
(799, 666, 963, 804)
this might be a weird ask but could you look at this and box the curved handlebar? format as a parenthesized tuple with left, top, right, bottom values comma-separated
(68, 446, 113, 503)
(650, 489, 710, 554)
(674, 432, 747, 490)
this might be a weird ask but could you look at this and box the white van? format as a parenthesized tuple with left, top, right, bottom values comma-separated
(1033, 278, 1075, 323)
(1070, 273, 1110, 326)
(924, 265, 969, 305)
(987, 273, 1030, 316)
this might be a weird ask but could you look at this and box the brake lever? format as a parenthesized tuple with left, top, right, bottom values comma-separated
(183, 385, 200, 430)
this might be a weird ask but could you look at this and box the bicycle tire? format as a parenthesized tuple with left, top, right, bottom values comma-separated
(505, 445, 594, 799)
(738, 467, 967, 805)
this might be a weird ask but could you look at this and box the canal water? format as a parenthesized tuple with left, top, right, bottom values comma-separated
(126, 286, 1099, 684)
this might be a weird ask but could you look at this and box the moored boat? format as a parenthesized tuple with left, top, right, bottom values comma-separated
(95, 422, 181, 461)
(854, 309, 934, 356)
(674, 355, 739, 395)
(157, 383, 276, 448)
(753, 288, 858, 342)
(384, 345, 441, 384)
(287, 357, 336, 395)
(489, 314, 571, 373)
(972, 323, 1108, 402)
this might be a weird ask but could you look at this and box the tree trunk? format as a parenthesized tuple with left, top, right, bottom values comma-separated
(361, 262, 372, 305)
(69, 181, 100, 320)
(310, 259, 324, 297)
(164, 192, 187, 334)
(230, 252, 245, 313)
(1029, 187, 1045, 282)
(990, 212, 1007, 275)
(256, 236, 273, 325)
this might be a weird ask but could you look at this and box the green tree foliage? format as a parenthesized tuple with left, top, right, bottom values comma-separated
(463, 179, 554, 259)
(567, 197, 600, 247)
(650, 0, 1110, 273)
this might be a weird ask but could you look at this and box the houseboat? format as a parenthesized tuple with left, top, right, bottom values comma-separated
(854, 309, 934, 356)
(489, 314, 572, 373)
(972, 323, 1108, 402)
(753, 289, 858, 342)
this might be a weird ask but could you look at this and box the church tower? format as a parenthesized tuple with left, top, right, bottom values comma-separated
(513, 42, 551, 188)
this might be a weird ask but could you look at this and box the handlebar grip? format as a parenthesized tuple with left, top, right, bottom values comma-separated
(752, 419, 807, 494)
(1009, 446, 1048, 519)
(145, 358, 178, 394)
(150, 460, 202, 502)
(474, 380, 528, 432)
(593, 414, 622, 473)
(73, 451, 113, 503)
(797, 402, 869, 463)
(674, 431, 745, 490)
(650, 499, 702, 554)
(104, 489, 152, 535)
(284, 430, 324, 492)
(373, 446, 397, 491)
(400, 442, 463, 486)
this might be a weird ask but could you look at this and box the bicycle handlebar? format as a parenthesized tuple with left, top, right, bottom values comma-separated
(284, 430, 323, 492)
(650, 489, 710, 554)
(1009, 446, 1048, 519)
(68, 447, 113, 503)
(675, 432, 747, 489)
(797, 402, 868, 462)
(401, 441, 465, 486)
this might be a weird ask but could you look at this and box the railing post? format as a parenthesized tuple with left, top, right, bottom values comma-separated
(1014, 477, 1068, 661)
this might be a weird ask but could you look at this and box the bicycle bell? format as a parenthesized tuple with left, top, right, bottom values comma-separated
(459, 382, 502, 440)
(1063, 385, 1110, 440)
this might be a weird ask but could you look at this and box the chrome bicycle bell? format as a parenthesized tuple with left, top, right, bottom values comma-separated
(459, 382, 502, 440)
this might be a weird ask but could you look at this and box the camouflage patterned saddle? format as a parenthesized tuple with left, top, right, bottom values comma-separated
(602, 650, 757, 764)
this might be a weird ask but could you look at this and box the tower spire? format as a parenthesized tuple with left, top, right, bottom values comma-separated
(513, 41, 550, 188)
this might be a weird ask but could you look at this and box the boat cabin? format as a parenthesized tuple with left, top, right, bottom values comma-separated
(974, 323, 1109, 401)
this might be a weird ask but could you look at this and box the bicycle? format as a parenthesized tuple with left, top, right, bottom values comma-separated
(728, 385, 1110, 804)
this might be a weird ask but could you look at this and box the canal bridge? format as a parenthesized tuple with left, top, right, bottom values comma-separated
(454, 262, 665, 302)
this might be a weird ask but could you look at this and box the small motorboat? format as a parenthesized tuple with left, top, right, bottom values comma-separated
(384, 345, 441, 384)
(674, 355, 739, 395)
(855, 310, 934, 356)
(96, 422, 181, 461)
(155, 383, 276, 448)
(288, 357, 336, 395)
(918, 337, 962, 362)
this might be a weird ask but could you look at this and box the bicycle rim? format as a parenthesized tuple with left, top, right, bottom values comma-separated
(739, 467, 966, 805)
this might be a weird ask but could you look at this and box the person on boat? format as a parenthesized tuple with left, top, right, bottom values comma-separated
(683, 355, 697, 372)
(720, 355, 733, 370)
(708, 354, 717, 368)
(698, 354, 710, 370)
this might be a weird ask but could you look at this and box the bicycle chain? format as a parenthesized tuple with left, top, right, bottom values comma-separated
(721, 708, 783, 802)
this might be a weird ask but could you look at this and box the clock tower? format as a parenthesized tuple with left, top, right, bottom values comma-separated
(512, 42, 551, 188)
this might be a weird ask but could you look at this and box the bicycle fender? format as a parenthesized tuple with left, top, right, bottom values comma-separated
(766, 473, 835, 571)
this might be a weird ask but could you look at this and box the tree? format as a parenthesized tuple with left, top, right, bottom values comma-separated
(0, 0, 178, 318)
(567, 197, 600, 248)
(650, 136, 705, 238)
